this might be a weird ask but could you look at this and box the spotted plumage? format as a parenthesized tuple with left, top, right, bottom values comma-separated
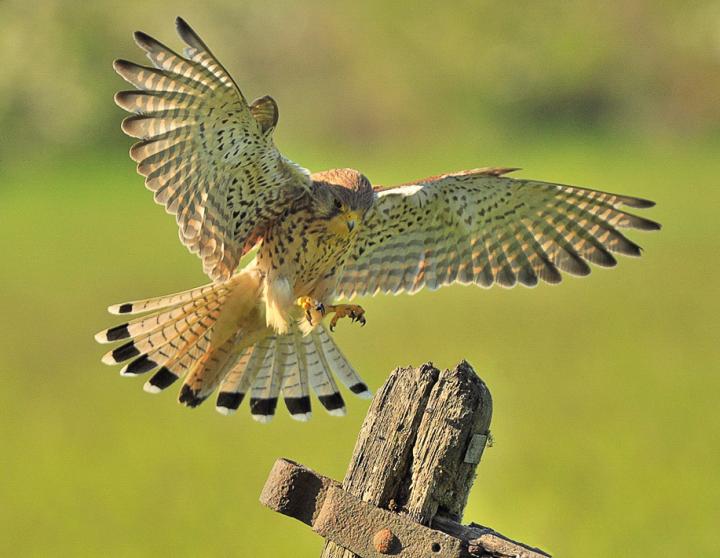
(96, 18, 660, 422)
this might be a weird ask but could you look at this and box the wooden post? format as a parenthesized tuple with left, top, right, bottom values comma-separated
(321, 360, 492, 557)
(260, 361, 550, 558)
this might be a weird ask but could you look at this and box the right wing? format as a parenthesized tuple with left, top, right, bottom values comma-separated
(337, 168, 660, 299)
(113, 17, 311, 281)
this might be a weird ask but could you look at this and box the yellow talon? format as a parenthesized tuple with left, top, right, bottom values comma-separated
(297, 296, 326, 325)
(325, 304, 367, 332)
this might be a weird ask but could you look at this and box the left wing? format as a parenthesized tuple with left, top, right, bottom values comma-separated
(336, 168, 660, 299)
(113, 18, 311, 281)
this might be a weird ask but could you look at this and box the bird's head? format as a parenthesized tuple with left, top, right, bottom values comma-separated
(310, 169, 375, 237)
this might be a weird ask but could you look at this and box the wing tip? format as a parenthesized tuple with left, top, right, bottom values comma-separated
(641, 218, 662, 231)
(112, 58, 133, 77)
(622, 196, 657, 209)
(132, 30, 154, 50)
(175, 16, 203, 49)
(121, 114, 149, 139)
(113, 91, 131, 111)
(175, 16, 190, 32)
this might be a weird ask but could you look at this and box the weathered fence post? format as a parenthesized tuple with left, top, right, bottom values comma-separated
(260, 361, 550, 557)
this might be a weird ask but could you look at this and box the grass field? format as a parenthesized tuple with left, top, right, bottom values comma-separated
(1, 135, 718, 556)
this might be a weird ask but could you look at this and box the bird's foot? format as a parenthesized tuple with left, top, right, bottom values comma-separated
(325, 304, 366, 332)
(297, 296, 326, 325)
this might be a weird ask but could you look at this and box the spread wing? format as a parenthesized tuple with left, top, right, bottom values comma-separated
(113, 17, 311, 281)
(336, 168, 660, 299)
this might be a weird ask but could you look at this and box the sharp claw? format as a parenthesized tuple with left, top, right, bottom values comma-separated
(316, 302, 325, 315)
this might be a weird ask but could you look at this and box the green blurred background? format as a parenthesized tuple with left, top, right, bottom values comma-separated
(1, 0, 718, 556)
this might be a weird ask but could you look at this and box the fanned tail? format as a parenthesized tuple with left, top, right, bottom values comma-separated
(96, 269, 268, 406)
(96, 273, 370, 420)
(215, 324, 371, 422)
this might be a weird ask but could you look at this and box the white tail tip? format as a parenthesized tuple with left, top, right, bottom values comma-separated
(215, 406, 236, 416)
(143, 381, 162, 394)
(101, 353, 118, 366)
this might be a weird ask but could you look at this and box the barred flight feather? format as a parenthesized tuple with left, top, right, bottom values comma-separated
(336, 172, 659, 299)
(277, 334, 311, 421)
(114, 17, 311, 281)
(314, 326, 370, 398)
(209, 324, 367, 420)
(106, 279, 225, 315)
(249, 341, 281, 423)
(216, 340, 273, 414)
(302, 332, 345, 416)
(96, 292, 224, 344)
(179, 335, 243, 407)
(100, 295, 224, 366)
(118, 311, 219, 375)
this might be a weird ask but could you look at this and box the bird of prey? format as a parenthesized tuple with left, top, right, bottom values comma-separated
(96, 17, 660, 422)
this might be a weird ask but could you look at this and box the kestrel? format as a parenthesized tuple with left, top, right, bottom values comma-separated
(96, 18, 660, 422)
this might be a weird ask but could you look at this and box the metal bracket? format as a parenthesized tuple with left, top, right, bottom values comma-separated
(464, 433, 488, 464)
(260, 458, 549, 558)
(315, 485, 463, 557)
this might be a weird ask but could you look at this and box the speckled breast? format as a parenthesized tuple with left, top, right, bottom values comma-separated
(257, 206, 356, 296)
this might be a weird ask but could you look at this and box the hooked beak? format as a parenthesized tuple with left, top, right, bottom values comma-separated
(344, 211, 360, 233)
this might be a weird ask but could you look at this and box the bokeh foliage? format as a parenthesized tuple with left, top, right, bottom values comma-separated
(3, 0, 720, 156)
(1, 1, 718, 557)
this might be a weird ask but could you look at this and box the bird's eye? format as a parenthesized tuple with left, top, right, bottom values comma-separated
(334, 199, 343, 210)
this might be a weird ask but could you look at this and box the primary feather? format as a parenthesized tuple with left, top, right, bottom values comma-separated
(113, 17, 311, 281)
(336, 169, 659, 299)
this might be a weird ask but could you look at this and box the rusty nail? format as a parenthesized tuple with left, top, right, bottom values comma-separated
(373, 528, 395, 554)
(467, 543, 483, 556)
